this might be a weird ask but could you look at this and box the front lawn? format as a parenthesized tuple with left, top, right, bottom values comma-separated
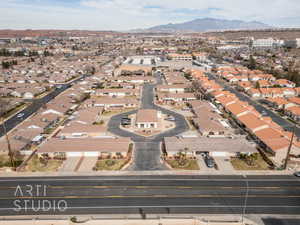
(166, 159, 200, 170)
(231, 154, 270, 170)
(94, 159, 128, 171)
(0, 154, 23, 168)
(25, 155, 63, 172)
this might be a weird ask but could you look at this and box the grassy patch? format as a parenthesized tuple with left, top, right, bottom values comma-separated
(0, 154, 23, 168)
(94, 159, 128, 171)
(166, 159, 199, 170)
(25, 155, 63, 172)
(231, 154, 270, 170)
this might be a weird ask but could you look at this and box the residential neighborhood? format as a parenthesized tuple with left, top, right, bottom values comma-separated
(0, 0, 300, 223)
(0, 31, 299, 174)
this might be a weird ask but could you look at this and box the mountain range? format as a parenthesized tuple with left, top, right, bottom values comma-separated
(134, 18, 272, 33)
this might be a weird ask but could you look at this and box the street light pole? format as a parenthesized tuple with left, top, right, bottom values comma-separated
(242, 175, 249, 224)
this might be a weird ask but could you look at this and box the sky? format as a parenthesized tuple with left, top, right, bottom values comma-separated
(0, 0, 300, 30)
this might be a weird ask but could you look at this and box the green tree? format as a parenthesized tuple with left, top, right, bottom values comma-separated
(248, 55, 256, 70)
(255, 81, 260, 89)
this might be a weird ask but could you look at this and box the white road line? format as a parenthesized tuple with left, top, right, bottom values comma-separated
(0, 205, 299, 211)
(0, 178, 298, 182)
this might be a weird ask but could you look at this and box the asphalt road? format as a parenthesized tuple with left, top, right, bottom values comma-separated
(0, 75, 85, 138)
(107, 73, 189, 170)
(208, 73, 300, 137)
(0, 175, 299, 216)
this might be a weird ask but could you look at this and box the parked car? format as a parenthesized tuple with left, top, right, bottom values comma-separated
(121, 117, 131, 126)
(294, 171, 300, 177)
(261, 110, 268, 116)
(204, 156, 215, 168)
(17, 113, 25, 118)
(165, 115, 175, 121)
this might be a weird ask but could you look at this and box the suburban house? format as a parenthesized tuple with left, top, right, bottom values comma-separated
(37, 137, 132, 158)
(58, 107, 106, 138)
(163, 137, 257, 158)
(135, 109, 160, 129)
(157, 93, 196, 103)
(93, 88, 140, 98)
(265, 97, 294, 110)
(84, 97, 138, 110)
(156, 84, 189, 93)
(109, 76, 155, 84)
(274, 79, 296, 88)
(114, 64, 153, 76)
(189, 100, 231, 137)
(284, 106, 300, 122)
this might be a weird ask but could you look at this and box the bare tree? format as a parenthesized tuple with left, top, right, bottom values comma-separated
(0, 99, 15, 169)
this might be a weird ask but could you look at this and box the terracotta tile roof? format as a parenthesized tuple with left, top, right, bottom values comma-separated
(286, 106, 300, 116)
(215, 95, 237, 106)
(238, 114, 268, 131)
(288, 97, 300, 105)
(254, 128, 290, 151)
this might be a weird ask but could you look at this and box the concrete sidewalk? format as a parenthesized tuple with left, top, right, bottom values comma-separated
(0, 167, 294, 177)
(0, 216, 257, 225)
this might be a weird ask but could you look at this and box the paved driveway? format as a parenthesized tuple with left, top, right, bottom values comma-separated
(59, 157, 81, 172)
(214, 157, 235, 172)
(77, 157, 98, 172)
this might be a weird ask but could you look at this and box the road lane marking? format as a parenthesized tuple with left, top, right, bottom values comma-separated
(0, 185, 296, 191)
(0, 205, 299, 211)
(47, 185, 296, 190)
(0, 178, 299, 182)
(0, 194, 300, 200)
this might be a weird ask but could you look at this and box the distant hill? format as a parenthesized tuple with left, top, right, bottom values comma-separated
(136, 18, 272, 33)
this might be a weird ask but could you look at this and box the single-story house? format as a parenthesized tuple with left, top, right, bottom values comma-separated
(37, 137, 132, 158)
(163, 137, 257, 157)
(135, 109, 160, 129)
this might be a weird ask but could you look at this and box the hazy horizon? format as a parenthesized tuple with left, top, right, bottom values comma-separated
(0, 0, 300, 31)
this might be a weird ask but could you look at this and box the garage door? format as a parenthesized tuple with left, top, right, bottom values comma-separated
(84, 152, 99, 157)
(67, 152, 83, 157)
(211, 152, 227, 157)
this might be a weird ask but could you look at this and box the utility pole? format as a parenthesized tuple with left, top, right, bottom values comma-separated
(283, 124, 296, 170)
(1, 119, 15, 170)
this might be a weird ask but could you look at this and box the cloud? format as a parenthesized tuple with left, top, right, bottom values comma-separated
(0, 0, 299, 29)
